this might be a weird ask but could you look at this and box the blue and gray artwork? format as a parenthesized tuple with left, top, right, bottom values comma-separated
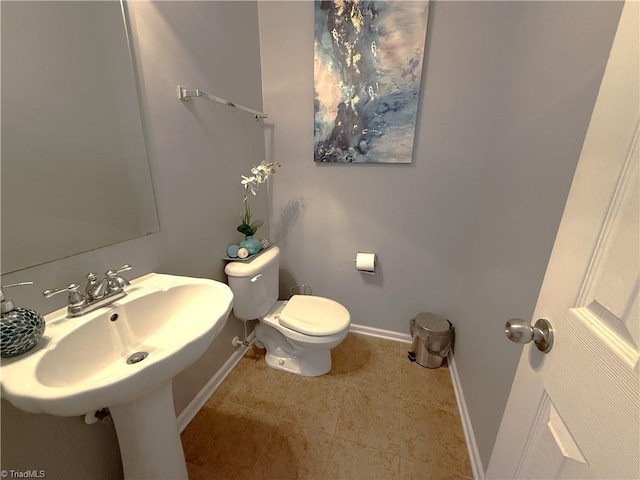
(314, 1, 429, 163)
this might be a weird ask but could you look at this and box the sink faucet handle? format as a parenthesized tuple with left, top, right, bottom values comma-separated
(43, 283, 86, 307)
(106, 264, 132, 289)
(85, 272, 99, 293)
(106, 264, 132, 277)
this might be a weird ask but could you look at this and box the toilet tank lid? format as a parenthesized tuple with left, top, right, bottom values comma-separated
(224, 246, 280, 278)
(279, 295, 350, 336)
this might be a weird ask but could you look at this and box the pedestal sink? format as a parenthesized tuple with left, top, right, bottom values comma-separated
(0, 273, 234, 479)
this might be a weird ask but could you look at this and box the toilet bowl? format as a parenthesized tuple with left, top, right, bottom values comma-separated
(256, 297, 350, 376)
(224, 246, 351, 376)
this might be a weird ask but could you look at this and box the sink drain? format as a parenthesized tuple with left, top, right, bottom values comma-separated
(126, 351, 149, 365)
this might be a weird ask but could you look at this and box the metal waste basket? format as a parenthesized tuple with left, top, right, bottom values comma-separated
(408, 313, 454, 368)
(290, 285, 312, 296)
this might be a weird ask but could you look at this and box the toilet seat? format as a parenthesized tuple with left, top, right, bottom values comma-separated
(279, 295, 350, 336)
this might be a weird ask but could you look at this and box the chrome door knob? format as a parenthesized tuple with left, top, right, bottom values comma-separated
(505, 318, 554, 353)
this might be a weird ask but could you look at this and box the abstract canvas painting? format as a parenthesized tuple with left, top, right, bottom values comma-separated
(314, 1, 429, 163)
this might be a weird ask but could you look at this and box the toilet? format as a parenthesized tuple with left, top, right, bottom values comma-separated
(224, 246, 350, 376)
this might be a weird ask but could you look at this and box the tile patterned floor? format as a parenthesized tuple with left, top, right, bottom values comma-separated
(181, 333, 473, 480)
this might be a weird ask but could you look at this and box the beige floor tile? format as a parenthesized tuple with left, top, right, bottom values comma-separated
(327, 332, 364, 382)
(184, 401, 279, 471)
(251, 421, 333, 479)
(335, 385, 404, 454)
(181, 401, 221, 456)
(334, 334, 405, 397)
(358, 334, 408, 364)
(277, 375, 348, 434)
(181, 335, 472, 480)
(204, 354, 258, 407)
(346, 355, 403, 397)
(400, 457, 473, 480)
(400, 361, 458, 412)
(245, 343, 266, 361)
(399, 401, 471, 477)
(186, 460, 254, 480)
(225, 357, 297, 415)
(325, 437, 401, 480)
(345, 334, 407, 371)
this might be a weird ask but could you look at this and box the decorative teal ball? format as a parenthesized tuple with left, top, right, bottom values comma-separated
(227, 244, 240, 258)
(1, 308, 46, 357)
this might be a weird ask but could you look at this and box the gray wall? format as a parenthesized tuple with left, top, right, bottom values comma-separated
(258, 0, 622, 472)
(1, 2, 266, 479)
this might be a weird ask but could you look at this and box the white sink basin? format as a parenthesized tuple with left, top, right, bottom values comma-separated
(1, 272, 234, 479)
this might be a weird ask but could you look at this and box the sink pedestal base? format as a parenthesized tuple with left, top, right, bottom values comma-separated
(110, 380, 187, 480)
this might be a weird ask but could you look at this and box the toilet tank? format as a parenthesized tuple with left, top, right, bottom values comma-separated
(224, 246, 280, 321)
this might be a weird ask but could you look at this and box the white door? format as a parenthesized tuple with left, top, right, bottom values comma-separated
(487, 2, 639, 479)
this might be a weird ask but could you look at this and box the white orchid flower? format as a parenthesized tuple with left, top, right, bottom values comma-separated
(237, 161, 281, 237)
(240, 161, 281, 193)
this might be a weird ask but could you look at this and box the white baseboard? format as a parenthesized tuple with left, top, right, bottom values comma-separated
(448, 354, 484, 480)
(349, 323, 412, 343)
(176, 332, 255, 433)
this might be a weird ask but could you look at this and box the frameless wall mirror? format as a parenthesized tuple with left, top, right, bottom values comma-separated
(1, 1, 159, 274)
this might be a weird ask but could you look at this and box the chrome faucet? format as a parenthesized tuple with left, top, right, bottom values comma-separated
(44, 264, 132, 317)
